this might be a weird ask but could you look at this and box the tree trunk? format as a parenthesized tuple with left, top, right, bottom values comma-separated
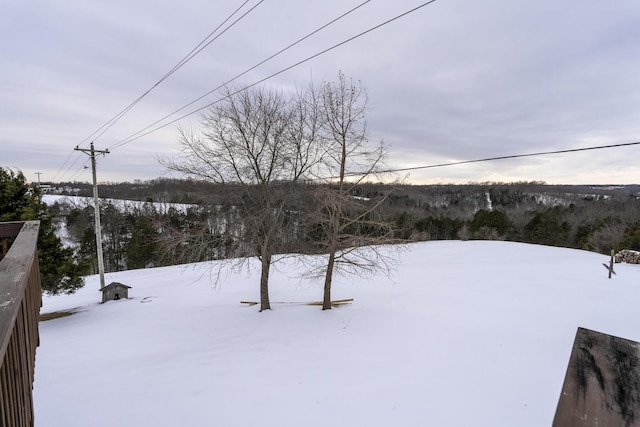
(323, 199, 342, 310)
(322, 251, 336, 310)
(259, 251, 271, 311)
(322, 139, 346, 311)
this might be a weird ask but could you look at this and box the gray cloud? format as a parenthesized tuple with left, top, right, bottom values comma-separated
(2, 0, 639, 184)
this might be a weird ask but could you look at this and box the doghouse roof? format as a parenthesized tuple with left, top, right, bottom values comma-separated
(99, 282, 132, 292)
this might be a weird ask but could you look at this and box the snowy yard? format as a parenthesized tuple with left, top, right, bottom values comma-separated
(34, 241, 640, 426)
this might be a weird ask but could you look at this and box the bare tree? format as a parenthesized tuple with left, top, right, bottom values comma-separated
(312, 72, 399, 310)
(161, 85, 323, 311)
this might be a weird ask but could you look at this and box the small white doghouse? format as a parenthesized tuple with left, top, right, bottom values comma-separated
(100, 282, 131, 303)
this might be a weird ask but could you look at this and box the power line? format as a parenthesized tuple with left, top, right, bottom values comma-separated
(344, 140, 640, 178)
(76, 0, 262, 149)
(52, 149, 79, 182)
(107, 0, 374, 151)
(54, 151, 87, 182)
(54, 1, 262, 183)
(68, 159, 91, 182)
(59, 0, 437, 180)
(107, 0, 437, 151)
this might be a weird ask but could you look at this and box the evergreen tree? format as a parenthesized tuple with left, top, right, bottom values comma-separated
(617, 222, 640, 251)
(0, 167, 88, 294)
(77, 227, 97, 273)
(415, 216, 463, 240)
(126, 215, 158, 269)
(0, 168, 40, 221)
(523, 207, 571, 247)
(470, 209, 511, 236)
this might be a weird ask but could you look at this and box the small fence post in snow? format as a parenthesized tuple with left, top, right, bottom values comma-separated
(602, 249, 615, 279)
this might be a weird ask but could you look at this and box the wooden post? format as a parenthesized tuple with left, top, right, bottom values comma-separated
(602, 249, 616, 278)
(75, 143, 109, 291)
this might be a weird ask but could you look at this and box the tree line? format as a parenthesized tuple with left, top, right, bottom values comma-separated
(376, 183, 640, 254)
(42, 175, 640, 304)
(50, 178, 640, 301)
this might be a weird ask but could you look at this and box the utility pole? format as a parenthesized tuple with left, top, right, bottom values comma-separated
(35, 171, 43, 185)
(74, 142, 110, 290)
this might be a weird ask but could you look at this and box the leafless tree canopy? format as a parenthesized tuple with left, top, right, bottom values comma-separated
(161, 76, 401, 311)
(161, 85, 326, 311)
(310, 72, 399, 310)
(166, 87, 320, 185)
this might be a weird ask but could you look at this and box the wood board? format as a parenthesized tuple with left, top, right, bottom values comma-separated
(553, 327, 640, 426)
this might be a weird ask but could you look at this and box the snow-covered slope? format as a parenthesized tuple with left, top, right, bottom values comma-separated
(42, 194, 193, 214)
(34, 241, 640, 426)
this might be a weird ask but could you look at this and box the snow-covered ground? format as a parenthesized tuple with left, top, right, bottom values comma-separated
(34, 241, 640, 426)
(42, 194, 194, 214)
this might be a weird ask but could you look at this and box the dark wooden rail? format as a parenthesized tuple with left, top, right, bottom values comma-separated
(0, 221, 41, 427)
(553, 327, 640, 426)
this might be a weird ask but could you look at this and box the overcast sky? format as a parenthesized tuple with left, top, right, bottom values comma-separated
(2, 0, 640, 185)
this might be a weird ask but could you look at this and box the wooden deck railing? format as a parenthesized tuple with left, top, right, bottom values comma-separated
(553, 327, 640, 426)
(0, 221, 41, 427)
